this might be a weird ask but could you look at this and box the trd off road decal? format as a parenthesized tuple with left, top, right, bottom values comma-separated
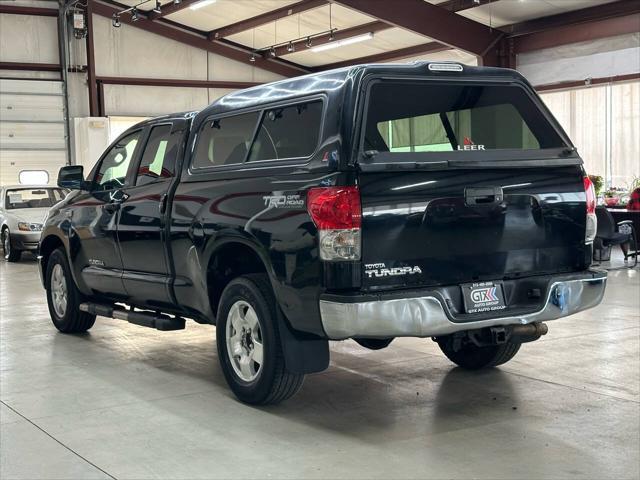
(262, 194, 304, 209)
(365, 263, 422, 278)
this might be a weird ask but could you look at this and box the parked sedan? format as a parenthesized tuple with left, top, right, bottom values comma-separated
(0, 185, 67, 262)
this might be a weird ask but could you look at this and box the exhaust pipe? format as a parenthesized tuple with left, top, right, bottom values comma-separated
(511, 322, 548, 342)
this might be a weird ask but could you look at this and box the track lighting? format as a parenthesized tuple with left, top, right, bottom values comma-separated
(112, 13, 121, 27)
(269, 47, 276, 57)
(190, 0, 216, 10)
(249, 54, 256, 62)
(174, 0, 181, 3)
(311, 32, 374, 53)
(287, 41, 294, 53)
(153, 0, 161, 14)
(305, 37, 312, 48)
(131, 7, 139, 21)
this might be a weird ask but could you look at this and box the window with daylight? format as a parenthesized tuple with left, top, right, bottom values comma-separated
(540, 80, 640, 190)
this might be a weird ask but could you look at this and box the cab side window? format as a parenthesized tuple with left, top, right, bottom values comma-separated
(135, 125, 179, 186)
(248, 100, 322, 162)
(192, 112, 259, 169)
(93, 131, 141, 191)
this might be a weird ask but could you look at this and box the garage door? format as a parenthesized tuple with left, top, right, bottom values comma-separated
(0, 78, 67, 186)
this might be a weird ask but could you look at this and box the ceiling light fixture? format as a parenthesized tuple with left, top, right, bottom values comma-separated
(112, 13, 121, 27)
(287, 41, 295, 53)
(305, 37, 312, 48)
(174, 0, 181, 4)
(190, 0, 216, 10)
(153, 0, 161, 13)
(249, 54, 256, 62)
(311, 32, 373, 53)
(131, 7, 140, 21)
(269, 47, 276, 57)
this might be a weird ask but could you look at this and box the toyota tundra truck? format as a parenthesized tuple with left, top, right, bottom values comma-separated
(39, 62, 607, 405)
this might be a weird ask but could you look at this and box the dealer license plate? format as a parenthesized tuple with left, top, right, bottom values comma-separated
(461, 281, 507, 314)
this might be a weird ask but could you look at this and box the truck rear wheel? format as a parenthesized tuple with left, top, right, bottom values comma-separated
(46, 248, 96, 333)
(216, 274, 304, 405)
(437, 336, 521, 370)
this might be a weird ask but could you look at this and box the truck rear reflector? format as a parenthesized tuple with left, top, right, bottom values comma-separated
(584, 176, 597, 244)
(307, 186, 362, 261)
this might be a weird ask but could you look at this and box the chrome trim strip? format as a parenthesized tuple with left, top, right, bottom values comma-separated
(319, 276, 607, 340)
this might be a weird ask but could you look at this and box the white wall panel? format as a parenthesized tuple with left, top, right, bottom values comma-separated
(0, 13, 59, 64)
(517, 33, 640, 87)
(72, 117, 110, 172)
(103, 84, 209, 116)
(93, 15, 207, 80)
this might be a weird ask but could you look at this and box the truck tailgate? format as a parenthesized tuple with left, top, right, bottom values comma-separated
(359, 166, 588, 290)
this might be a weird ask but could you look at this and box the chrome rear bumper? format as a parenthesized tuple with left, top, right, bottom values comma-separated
(319, 271, 607, 340)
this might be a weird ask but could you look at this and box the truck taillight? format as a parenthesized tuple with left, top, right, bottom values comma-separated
(584, 176, 597, 244)
(307, 186, 361, 261)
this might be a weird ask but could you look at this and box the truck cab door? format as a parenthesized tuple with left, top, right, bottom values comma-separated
(71, 129, 143, 297)
(116, 119, 188, 308)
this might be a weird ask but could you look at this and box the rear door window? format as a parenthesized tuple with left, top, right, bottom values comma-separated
(248, 100, 323, 162)
(192, 112, 259, 169)
(135, 124, 180, 186)
(364, 82, 566, 155)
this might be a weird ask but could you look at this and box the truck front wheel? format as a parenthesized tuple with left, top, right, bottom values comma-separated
(45, 248, 96, 333)
(216, 274, 304, 405)
(436, 336, 521, 370)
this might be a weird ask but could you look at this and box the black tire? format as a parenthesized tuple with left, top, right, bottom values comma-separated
(2, 229, 21, 262)
(45, 248, 96, 333)
(216, 273, 304, 405)
(437, 337, 521, 370)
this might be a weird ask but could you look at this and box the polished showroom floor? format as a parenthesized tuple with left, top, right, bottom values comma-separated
(1, 253, 638, 480)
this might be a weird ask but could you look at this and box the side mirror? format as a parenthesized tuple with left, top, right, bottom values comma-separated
(57, 165, 86, 190)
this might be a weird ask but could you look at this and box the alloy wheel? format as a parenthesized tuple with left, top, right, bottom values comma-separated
(51, 264, 68, 317)
(225, 300, 264, 382)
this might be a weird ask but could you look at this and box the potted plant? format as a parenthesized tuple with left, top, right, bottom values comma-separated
(589, 174, 604, 198)
(604, 188, 620, 207)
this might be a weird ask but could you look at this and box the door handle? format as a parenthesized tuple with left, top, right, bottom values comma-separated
(465, 187, 504, 206)
(159, 193, 168, 215)
(103, 202, 121, 214)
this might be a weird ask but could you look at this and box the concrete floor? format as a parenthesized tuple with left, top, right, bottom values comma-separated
(1, 254, 638, 480)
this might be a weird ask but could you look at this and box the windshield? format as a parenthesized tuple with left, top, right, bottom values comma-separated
(363, 81, 568, 156)
(5, 188, 67, 210)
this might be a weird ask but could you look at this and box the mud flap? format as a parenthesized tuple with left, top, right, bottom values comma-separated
(277, 310, 330, 374)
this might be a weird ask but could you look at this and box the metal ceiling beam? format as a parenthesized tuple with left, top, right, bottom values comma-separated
(0, 5, 58, 16)
(96, 76, 260, 88)
(92, 1, 310, 77)
(0, 61, 61, 72)
(514, 13, 640, 53)
(208, 0, 327, 40)
(314, 41, 450, 71)
(332, 0, 502, 56)
(435, 0, 499, 12)
(269, 21, 390, 57)
(535, 72, 640, 92)
(147, 0, 201, 21)
(504, 0, 640, 37)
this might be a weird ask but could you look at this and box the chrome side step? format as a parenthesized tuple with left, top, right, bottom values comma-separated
(79, 303, 185, 331)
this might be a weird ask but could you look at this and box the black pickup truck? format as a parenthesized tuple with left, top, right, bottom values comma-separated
(39, 62, 607, 404)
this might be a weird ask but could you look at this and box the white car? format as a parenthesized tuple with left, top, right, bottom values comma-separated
(0, 185, 68, 262)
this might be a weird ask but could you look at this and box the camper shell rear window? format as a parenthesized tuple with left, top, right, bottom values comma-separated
(362, 81, 568, 158)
